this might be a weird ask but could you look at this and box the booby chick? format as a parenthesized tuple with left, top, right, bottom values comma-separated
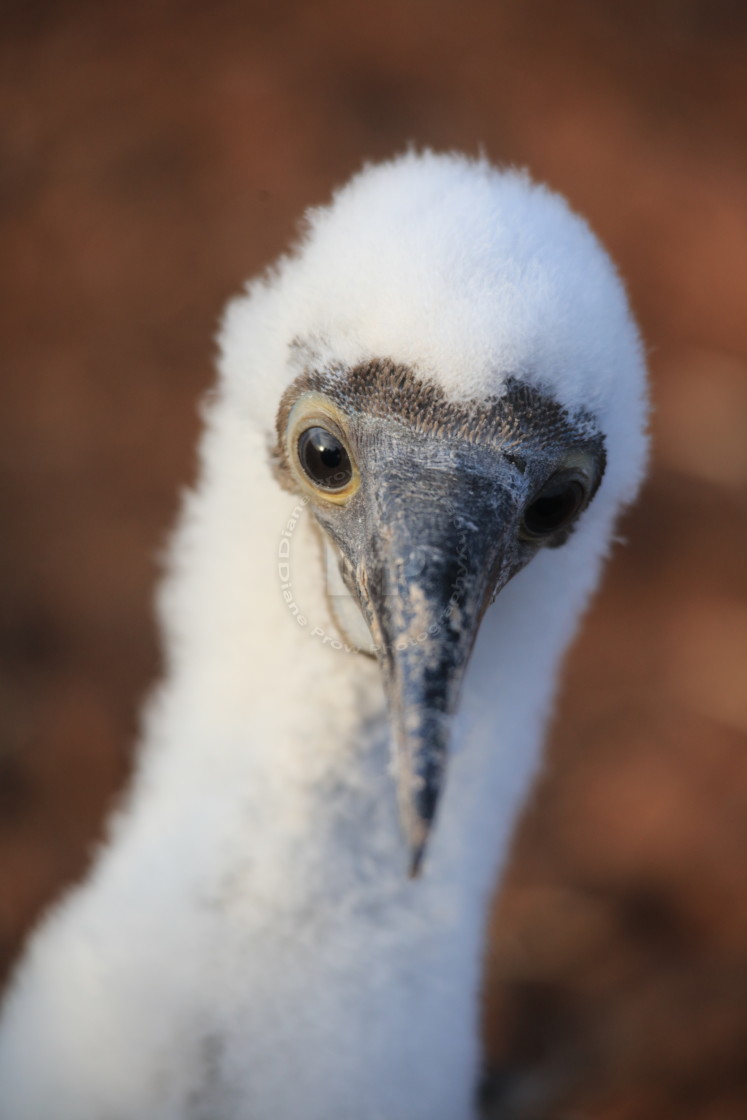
(0, 152, 648, 1120)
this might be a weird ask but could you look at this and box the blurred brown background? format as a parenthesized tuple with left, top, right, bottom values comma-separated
(2, 1, 746, 1117)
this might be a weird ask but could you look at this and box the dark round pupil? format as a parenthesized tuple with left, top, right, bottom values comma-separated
(298, 427, 352, 490)
(524, 480, 585, 537)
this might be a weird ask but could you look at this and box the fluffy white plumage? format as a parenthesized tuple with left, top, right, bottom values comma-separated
(0, 151, 647, 1120)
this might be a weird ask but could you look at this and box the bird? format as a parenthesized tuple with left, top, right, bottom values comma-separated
(0, 151, 647, 1120)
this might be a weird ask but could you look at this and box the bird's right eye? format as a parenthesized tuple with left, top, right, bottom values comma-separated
(520, 475, 588, 541)
(297, 427, 354, 491)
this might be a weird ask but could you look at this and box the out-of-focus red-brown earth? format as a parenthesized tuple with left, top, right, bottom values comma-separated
(2, 1, 746, 1116)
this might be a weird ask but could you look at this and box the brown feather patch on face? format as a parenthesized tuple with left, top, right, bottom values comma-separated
(272, 356, 605, 492)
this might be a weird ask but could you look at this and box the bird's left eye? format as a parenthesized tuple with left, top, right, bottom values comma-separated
(297, 427, 353, 491)
(521, 475, 588, 541)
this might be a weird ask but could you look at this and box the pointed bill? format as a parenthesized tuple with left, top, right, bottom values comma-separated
(357, 462, 518, 876)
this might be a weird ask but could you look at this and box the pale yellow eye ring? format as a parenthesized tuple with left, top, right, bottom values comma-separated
(285, 393, 360, 504)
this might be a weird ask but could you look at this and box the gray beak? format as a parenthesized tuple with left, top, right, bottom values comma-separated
(354, 454, 519, 876)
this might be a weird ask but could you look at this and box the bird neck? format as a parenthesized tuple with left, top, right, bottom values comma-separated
(0, 400, 608, 1120)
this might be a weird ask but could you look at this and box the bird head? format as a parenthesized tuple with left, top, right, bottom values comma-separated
(273, 365, 607, 874)
(220, 152, 648, 875)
